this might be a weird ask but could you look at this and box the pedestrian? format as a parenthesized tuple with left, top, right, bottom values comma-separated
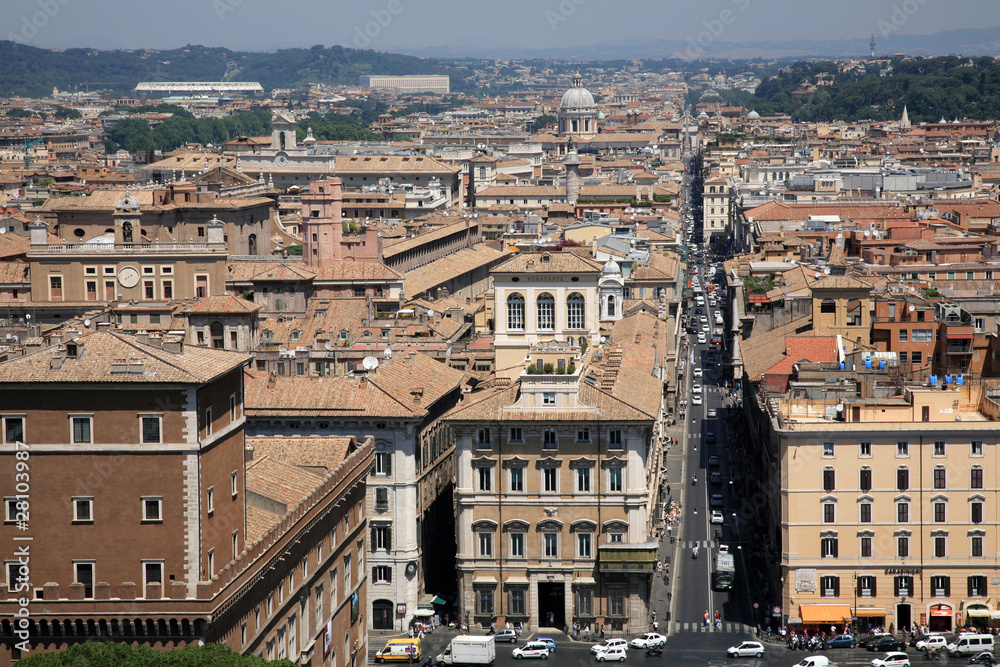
(600, 625, 605, 639)
(704, 610, 709, 627)
(715, 619, 722, 632)
(419, 629, 425, 640)
(653, 620, 658, 632)
(409, 627, 414, 638)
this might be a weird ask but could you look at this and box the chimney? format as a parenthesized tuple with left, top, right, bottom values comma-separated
(206, 215, 225, 247)
(148, 332, 164, 348)
(97, 322, 112, 331)
(162, 335, 184, 353)
(244, 444, 255, 463)
(50, 345, 68, 370)
(136, 329, 149, 346)
(29, 216, 48, 247)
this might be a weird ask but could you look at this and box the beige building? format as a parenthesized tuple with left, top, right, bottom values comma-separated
(703, 176, 732, 246)
(768, 377, 1000, 634)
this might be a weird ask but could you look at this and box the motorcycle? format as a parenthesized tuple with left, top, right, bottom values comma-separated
(692, 546, 699, 559)
(692, 475, 697, 485)
(924, 647, 942, 661)
(644, 646, 663, 658)
(970, 651, 995, 665)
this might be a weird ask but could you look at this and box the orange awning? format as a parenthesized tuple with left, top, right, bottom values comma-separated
(799, 604, 852, 623)
(854, 608, 887, 617)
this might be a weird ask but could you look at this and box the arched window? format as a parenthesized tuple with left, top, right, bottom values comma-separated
(566, 293, 585, 330)
(537, 293, 555, 330)
(122, 220, 133, 243)
(709, 186, 716, 194)
(820, 299, 836, 314)
(507, 294, 525, 331)
(607, 295, 616, 317)
(210, 321, 224, 349)
(248, 234, 257, 255)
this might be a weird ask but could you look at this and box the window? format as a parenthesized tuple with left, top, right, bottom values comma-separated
(542, 392, 555, 406)
(344, 554, 352, 591)
(576, 588, 594, 616)
(506, 294, 525, 330)
(822, 468, 835, 492)
(975, 317, 986, 333)
(508, 467, 524, 492)
(73, 497, 93, 522)
(204, 407, 212, 436)
(477, 466, 492, 492)
(608, 532, 624, 544)
(71, 416, 92, 444)
(931, 575, 950, 597)
(899, 351, 908, 364)
(822, 441, 835, 457)
(477, 428, 491, 449)
(971, 467, 984, 489)
(543, 533, 558, 558)
(897, 501, 910, 523)
(233, 530, 240, 557)
(608, 467, 623, 492)
(607, 429, 623, 450)
(230, 393, 238, 421)
(567, 293, 585, 329)
(971, 500, 984, 524)
(609, 589, 626, 616)
(897, 468, 910, 491)
(49, 275, 63, 300)
(73, 561, 94, 598)
(478, 531, 493, 557)
(162, 280, 173, 300)
(934, 535, 947, 557)
(536, 294, 555, 330)
(860, 535, 872, 558)
(911, 351, 923, 365)
(477, 588, 494, 616)
(314, 584, 324, 631)
(972, 441, 984, 457)
(143, 280, 155, 299)
(933, 467, 946, 489)
(374, 451, 392, 475)
(510, 532, 525, 558)
(820, 575, 840, 597)
(371, 524, 391, 551)
(207, 487, 214, 513)
(142, 497, 162, 522)
(85, 280, 97, 301)
(969, 575, 987, 597)
(576, 467, 591, 492)
(897, 535, 909, 558)
(542, 429, 557, 449)
(822, 502, 835, 523)
(821, 535, 838, 558)
(898, 329, 908, 342)
(858, 575, 876, 597)
(930, 440, 947, 457)
(859, 502, 872, 523)
(894, 575, 912, 597)
(912, 329, 933, 342)
(510, 588, 527, 616)
(542, 467, 557, 492)
(859, 468, 872, 493)
(577, 428, 590, 442)
(933, 502, 946, 523)
(896, 441, 909, 457)
(140, 415, 161, 444)
(577, 533, 592, 559)
(509, 427, 523, 442)
(231, 471, 238, 498)
(3, 416, 24, 443)
(143, 561, 163, 590)
(972, 534, 984, 557)
(374, 487, 389, 510)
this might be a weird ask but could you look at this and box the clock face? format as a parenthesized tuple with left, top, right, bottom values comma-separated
(118, 266, 140, 288)
(275, 154, 288, 166)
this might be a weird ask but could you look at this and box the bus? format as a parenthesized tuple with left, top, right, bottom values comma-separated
(713, 545, 735, 591)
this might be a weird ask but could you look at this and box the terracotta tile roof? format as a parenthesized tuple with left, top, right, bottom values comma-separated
(383, 220, 479, 258)
(246, 505, 281, 542)
(246, 435, 354, 472)
(492, 250, 603, 275)
(762, 336, 841, 377)
(183, 295, 262, 315)
(312, 261, 403, 282)
(0, 260, 29, 284)
(810, 275, 872, 291)
(335, 155, 460, 174)
(0, 330, 250, 384)
(0, 234, 32, 259)
(246, 454, 325, 507)
(740, 315, 816, 381)
(404, 245, 512, 298)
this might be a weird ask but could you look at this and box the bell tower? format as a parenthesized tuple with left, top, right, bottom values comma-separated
(113, 192, 141, 245)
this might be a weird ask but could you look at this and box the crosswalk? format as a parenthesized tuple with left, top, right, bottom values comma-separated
(677, 539, 712, 548)
(672, 621, 754, 634)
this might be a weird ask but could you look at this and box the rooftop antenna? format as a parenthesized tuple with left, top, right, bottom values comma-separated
(870, 33, 877, 58)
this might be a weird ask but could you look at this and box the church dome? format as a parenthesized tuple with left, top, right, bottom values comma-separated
(560, 71, 595, 110)
(747, 109, 761, 121)
(602, 259, 622, 276)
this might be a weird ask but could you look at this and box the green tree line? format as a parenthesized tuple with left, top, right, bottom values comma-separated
(104, 108, 272, 154)
(15, 641, 295, 666)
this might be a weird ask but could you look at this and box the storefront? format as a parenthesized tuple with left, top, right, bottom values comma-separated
(798, 604, 852, 633)
(854, 608, 887, 633)
(966, 604, 991, 631)
(928, 604, 953, 633)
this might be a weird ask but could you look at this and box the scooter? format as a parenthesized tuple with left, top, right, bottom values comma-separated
(692, 475, 697, 485)
(692, 546, 699, 559)
(644, 646, 663, 658)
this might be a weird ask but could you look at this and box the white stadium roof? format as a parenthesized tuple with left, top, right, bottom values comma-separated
(134, 82, 264, 93)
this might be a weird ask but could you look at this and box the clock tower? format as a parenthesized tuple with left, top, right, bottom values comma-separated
(113, 192, 142, 246)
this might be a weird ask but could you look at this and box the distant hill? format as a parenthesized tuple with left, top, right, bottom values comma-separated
(0, 42, 474, 97)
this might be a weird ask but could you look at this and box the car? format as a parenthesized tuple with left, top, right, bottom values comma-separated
(710, 472, 722, 483)
(596, 646, 627, 662)
(708, 455, 719, 465)
(859, 634, 893, 650)
(692, 384, 702, 394)
(629, 633, 666, 649)
(914, 635, 945, 652)
(512, 643, 550, 659)
(870, 652, 910, 667)
(692, 395, 703, 405)
(827, 634, 856, 649)
(536, 638, 556, 653)
(697, 334, 707, 344)
(714, 311, 722, 320)
(705, 431, 716, 443)
(868, 637, 906, 652)
(727, 641, 764, 658)
(710, 510, 724, 524)
(710, 493, 723, 507)
(702, 324, 711, 332)
(699, 315, 708, 323)
(495, 629, 518, 643)
(707, 408, 717, 418)
(693, 367, 703, 377)
(591, 639, 628, 655)
(694, 307, 703, 314)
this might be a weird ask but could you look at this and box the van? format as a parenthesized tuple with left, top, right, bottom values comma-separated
(947, 633, 994, 656)
(794, 657, 829, 667)
(376, 639, 422, 662)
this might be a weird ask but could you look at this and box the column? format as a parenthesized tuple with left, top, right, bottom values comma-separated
(528, 573, 539, 631)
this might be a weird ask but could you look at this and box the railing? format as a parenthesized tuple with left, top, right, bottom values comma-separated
(34, 242, 224, 254)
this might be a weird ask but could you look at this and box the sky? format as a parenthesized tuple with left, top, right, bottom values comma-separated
(2, 0, 999, 54)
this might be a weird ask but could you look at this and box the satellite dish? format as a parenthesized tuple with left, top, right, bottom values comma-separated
(0, 227, 6, 234)
(600, 336, 607, 343)
(383, 347, 392, 358)
(909, 305, 916, 312)
(864, 230, 871, 237)
(426, 309, 435, 317)
(815, 272, 822, 278)
(362, 356, 379, 370)
(325, 341, 332, 351)
(84, 319, 91, 327)
(836, 403, 845, 412)
(25, 314, 30, 320)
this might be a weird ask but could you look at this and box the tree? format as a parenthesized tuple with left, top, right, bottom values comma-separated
(15, 641, 296, 666)
(534, 113, 557, 129)
(53, 106, 82, 120)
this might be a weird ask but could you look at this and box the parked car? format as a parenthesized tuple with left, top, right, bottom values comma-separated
(591, 639, 628, 656)
(870, 652, 910, 667)
(535, 638, 555, 653)
(727, 641, 765, 658)
(868, 637, 906, 652)
(494, 629, 518, 643)
(629, 633, 665, 649)
(827, 634, 856, 649)
(512, 643, 550, 660)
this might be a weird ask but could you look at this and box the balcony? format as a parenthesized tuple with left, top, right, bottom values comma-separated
(946, 344, 972, 355)
(33, 242, 224, 254)
(597, 543, 658, 574)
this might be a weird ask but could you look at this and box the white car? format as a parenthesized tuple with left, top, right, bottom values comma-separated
(699, 315, 708, 323)
(871, 653, 910, 667)
(702, 324, 711, 332)
(512, 642, 550, 659)
(596, 646, 627, 662)
(697, 334, 707, 344)
(691, 384, 702, 394)
(693, 367, 703, 377)
(691, 395, 703, 405)
(630, 633, 666, 649)
(915, 635, 945, 652)
(710, 510, 724, 524)
(591, 639, 628, 656)
(727, 641, 765, 658)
